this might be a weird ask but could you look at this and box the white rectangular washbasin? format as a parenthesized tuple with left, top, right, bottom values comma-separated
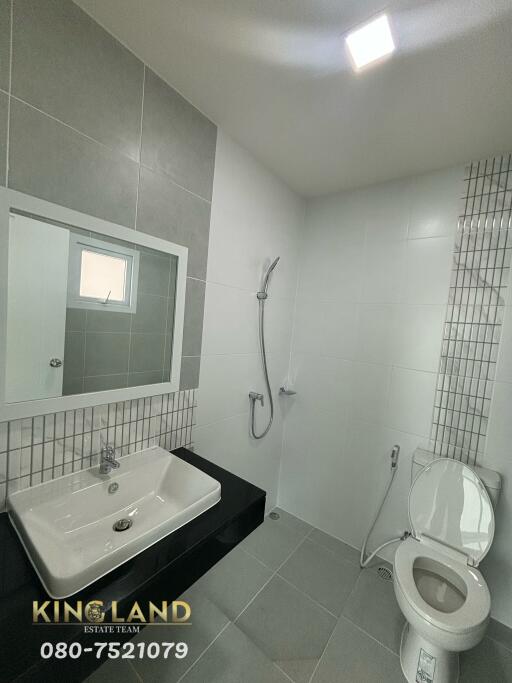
(8, 446, 221, 598)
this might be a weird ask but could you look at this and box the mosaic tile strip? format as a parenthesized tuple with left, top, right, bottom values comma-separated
(0, 389, 196, 509)
(431, 154, 512, 464)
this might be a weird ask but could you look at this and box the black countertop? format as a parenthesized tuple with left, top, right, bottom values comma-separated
(0, 447, 266, 682)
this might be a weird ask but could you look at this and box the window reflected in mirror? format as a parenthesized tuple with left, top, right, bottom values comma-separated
(5, 212, 178, 402)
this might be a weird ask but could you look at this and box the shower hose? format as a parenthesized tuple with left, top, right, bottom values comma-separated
(359, 444, 409, 568)
(250, 296, 274, 439)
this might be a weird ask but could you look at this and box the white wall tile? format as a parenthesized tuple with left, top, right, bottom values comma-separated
(198, 131, 303, 511)
(392, 305, 445, 373)
(387, 367, 437, 436)
(405, 237, 453, 304)
(355, 304, 396, 365)
(364, 177, 411, 244)
(201, 282, 258, 355)
(208, 131, 303, 300)
(496, 305, 512, 383)
(361, 240, 407, 304)
(349, 362, 392, 426)
(408, 166, 463, 239)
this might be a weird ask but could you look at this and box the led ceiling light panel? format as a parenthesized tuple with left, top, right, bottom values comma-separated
(346, 15, 395, 70)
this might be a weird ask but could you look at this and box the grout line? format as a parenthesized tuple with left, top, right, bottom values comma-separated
(273, 662, 296, 683)
(127, 659, 144, 683)
(175, 528, 316, 683)
(340, 615, 401, 659)
(4, 0, 13, 186)
(234, 529, 314, 618)
(175, 621, 231, 683)
(274, 571, 338, 620)
(8, 93, 140, 167)
(133, 64, 146, 230)
(306, 613, 339, 683)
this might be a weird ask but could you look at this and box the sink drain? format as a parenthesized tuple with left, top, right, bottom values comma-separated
(113, 518, 132, 532)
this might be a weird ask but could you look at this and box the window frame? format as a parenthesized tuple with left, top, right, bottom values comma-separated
(67, 234, 140, 314)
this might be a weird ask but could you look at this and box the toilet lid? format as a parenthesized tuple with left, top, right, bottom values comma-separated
(408, 458, 494, 566)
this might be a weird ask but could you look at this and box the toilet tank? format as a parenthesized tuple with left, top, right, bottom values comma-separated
(412, 448, 502, 509)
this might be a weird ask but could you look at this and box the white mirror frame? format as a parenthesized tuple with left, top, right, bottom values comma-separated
(0, 187, 188, 421)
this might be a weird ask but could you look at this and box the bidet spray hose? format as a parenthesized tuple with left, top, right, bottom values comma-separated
(360, 445, 406, 569)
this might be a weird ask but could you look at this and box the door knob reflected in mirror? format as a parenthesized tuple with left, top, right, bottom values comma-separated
(49, 358, 63, 368)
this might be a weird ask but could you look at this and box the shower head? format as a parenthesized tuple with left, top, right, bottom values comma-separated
(259, 257, 281, 298)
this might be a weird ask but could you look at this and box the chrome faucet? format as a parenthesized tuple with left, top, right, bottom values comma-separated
(99, 444, 120, 474)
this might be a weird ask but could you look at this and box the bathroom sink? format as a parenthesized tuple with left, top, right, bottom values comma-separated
(8, 446, 221, 598)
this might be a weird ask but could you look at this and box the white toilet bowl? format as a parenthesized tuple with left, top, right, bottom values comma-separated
(394, 537, 490, 682)
(393, 457, 498, 683)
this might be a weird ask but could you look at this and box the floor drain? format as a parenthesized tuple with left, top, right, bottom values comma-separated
(377, 566, 393, 581)
(113, 518, 132, 532)
(269, 511, 280, 520)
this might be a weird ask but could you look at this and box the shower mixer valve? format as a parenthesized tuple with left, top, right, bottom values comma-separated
(249, 391, 264, 406)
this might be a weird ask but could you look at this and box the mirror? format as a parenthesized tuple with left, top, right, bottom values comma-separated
(0, 188, 187, 420)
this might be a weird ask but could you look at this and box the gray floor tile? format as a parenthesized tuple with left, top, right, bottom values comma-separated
(181, 623, 290, 683)
(309, 527, 361, 567)
(343, 566, 404, 654)
(236, 575, 336, 683)
(13, 0, 143, 160)
(85, 658, 141, 683)
(131, 583, 230, 683)
(311, 617, 404, 683)
(9, 98, 139, 228)
(193, 544, 272, 621)
(272, 507, 312, 536)
(279, 538, 360, 616)
(460, 637, 512, 682)
(240, 516, 308, 570)
(488, 618, 512, 653)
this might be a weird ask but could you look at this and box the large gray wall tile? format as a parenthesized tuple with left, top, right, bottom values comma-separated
(138, 249, 172, 297)
(84, 332, 130, 376)
(0, 0, 10, 92)
(137, 165, 211, 279)
(180, 356, 200, 390)
(182, 278, 205, 356)
(131, 293, 168, 333)
(84, 374, 127, 392)
(9, 99, 139, 227)
(12, 0, 143, 160)
(0, 91, 7, 186)
(141, 69, 217, 200)
(129, 333, 165, 373)
(63, 331, 85, 379)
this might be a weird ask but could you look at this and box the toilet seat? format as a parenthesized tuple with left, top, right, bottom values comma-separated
(408, 458, 494, 567)
(394, 537, 490, 635)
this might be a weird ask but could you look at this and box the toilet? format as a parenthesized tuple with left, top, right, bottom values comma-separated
(393, 449, 501, 683)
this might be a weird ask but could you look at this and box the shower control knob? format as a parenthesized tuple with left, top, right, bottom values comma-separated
(49, 358, 63, 368)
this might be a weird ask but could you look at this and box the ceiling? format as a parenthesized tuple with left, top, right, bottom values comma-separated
(75, 0, 512, 197)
